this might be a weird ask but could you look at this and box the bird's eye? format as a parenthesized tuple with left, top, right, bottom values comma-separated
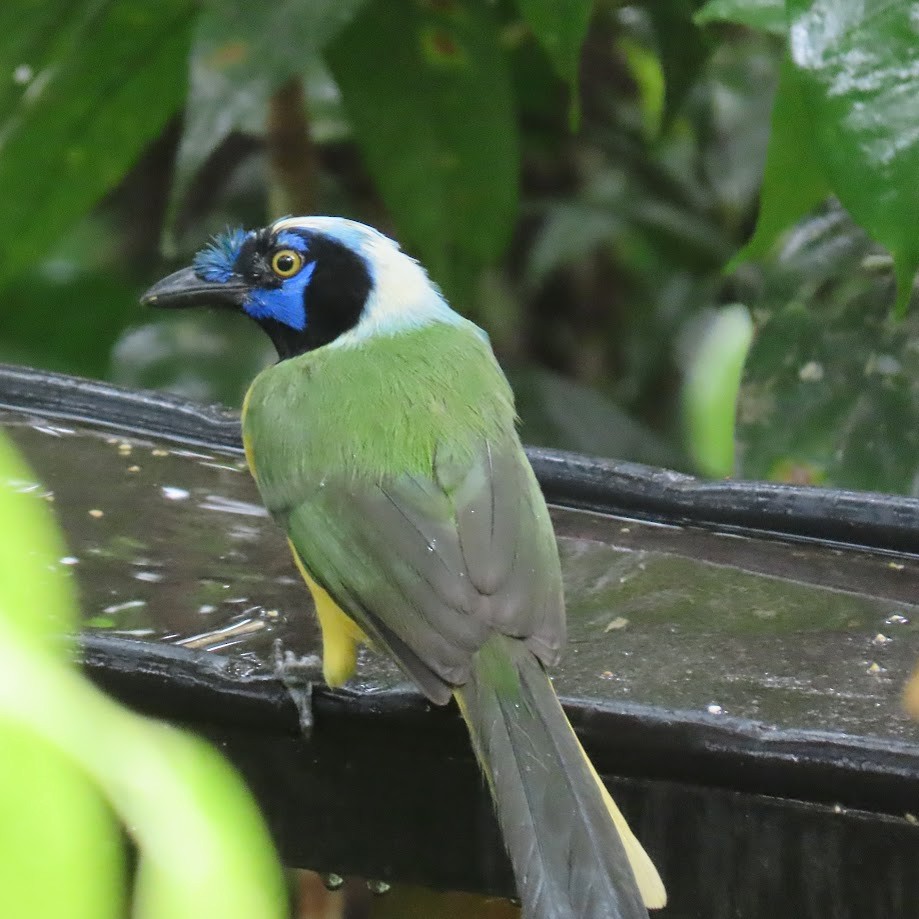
(270, 248, 304, 278)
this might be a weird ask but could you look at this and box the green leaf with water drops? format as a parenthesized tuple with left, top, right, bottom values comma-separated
(515, 0, 594, 90)
(0, 0, 194, 288)
(732, 53, 829, 265)
(327, 0, 518, 297)
(787, 0, 919, 316)
(694, 0, 787, 35)
(682, 304, 754, 477)
(737, 212, 919, 493)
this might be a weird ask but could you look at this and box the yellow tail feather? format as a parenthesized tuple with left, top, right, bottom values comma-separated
(574, 732, 667, 909)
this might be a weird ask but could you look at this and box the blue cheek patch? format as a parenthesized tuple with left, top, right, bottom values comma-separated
(244, 261, 316, 330)
(193, 227, 251, 282)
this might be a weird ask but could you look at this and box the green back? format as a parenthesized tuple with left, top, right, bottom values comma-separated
(243, 321, 516, 502)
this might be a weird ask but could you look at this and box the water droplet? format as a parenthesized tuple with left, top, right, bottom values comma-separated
(103, 600, 147, 614)
(367, 879, 391, 895)
(161, 486, 190, 501)
(133, 571, 163, 583)
(88, 508, 104, 518)
(198, 604, 216, 614)
(13, 64, 32, 85)
(59, 556, 79, 566)
(322, 873, 344, 891)
(707, 703, 724, 715)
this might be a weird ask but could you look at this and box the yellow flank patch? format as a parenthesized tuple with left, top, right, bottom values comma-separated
(287, 539, 366, 687)
(241, 387, 257, 477)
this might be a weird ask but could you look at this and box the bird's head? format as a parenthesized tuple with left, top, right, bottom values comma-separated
(141, 217, 459, 359)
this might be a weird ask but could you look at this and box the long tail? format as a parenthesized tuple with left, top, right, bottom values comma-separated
(455, 635, 666, 919)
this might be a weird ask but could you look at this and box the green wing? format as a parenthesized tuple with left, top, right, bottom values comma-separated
(280, 434, 564, 704)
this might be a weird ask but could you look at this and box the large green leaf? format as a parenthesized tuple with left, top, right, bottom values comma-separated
(327, 0, 519, 295)
(0, 724, 124, 919)
(169, 0, 369, 231)
(515, 0, 594, 89)
(0, 432, 121, 918)
(0, 0, 194, 287)
(787, 0, 919, 316)
(0, 432, 287, 918)
(732, 53, 829, 263)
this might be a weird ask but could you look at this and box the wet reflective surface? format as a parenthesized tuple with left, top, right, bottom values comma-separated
(3, 408, 919, 746)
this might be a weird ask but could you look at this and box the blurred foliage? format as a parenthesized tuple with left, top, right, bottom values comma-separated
(0, 0, 917, 494)
(681, 304, 753, 477)
(0, 431, 287, 918)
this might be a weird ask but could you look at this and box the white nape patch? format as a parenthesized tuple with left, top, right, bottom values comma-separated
(271, 216, 469, 347)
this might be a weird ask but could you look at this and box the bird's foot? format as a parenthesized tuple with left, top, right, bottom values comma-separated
(272, 639, 320, 739)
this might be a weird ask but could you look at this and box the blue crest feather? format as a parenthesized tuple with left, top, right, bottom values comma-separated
(193, 227, 250, 282)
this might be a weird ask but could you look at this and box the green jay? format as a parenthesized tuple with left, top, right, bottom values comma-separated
(142, 216, 665, 919)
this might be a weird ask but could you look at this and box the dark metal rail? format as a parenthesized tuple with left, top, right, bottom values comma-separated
(2, 363, 917, 553)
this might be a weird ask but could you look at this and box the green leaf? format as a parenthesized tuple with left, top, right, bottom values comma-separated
(787, 0, 919, 316)
(694, 0, 787, 35)
(732, 53, 829, 264)
(0, 434, 123, 918)
(515, 0, 594, 89)
(169, 0, 369, 232)
(648, 0, 712, 118)
(737, 217, 919, 494)
(0, 724, 124, 919)
(682, 304, 754, 477)
(0, 0, 194, 287)
(0, 619, 288, 919)
(617, 37, 665, 140)
(0, 433, 76, 644)
(327, 0, 519, 295)
(0, 432, 286, 918)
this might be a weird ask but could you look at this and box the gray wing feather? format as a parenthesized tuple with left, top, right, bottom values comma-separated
(284, 434, 565, 701)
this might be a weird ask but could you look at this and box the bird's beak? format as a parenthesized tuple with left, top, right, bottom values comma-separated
(140, 267, 248, 310)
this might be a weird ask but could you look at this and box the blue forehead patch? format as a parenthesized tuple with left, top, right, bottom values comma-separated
(275, 229, 310, 252)
(193, 227, 251, 283)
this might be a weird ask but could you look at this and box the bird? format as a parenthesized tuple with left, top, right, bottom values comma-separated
(142, 216, 666, 919)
